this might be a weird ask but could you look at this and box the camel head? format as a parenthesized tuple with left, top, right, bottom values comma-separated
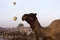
(22, 13, 37, 23)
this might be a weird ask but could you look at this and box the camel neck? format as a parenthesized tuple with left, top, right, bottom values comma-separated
(30, 18, 42, 31)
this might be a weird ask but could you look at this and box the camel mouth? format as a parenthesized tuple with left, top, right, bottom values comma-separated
(22, 17, 25, 21)
(22, 19, 25, 21)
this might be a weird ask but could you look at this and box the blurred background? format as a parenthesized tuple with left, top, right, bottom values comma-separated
(0, 0, 60, 28)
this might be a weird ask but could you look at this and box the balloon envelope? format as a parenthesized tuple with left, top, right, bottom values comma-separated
(13, 2, 16, 5)
(13, 16, 17, 21)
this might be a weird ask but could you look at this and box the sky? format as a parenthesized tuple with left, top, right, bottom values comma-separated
(0, 0, 60, 28)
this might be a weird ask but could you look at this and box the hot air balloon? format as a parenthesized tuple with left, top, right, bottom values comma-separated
(13, 16, 17, 21)
(13, 2, 16, 5)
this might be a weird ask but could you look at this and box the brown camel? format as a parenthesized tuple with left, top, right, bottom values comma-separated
(22, 13, 60, 40)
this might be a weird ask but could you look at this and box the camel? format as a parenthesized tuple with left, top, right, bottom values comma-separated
(22, 13, 60, 40)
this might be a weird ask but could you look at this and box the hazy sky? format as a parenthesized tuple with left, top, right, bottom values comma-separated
(0, 0, 60, 28)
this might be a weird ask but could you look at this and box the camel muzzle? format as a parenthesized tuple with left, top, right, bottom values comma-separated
(22, 16, 27, 21)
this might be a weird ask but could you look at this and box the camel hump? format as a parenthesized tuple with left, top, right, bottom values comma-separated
(50, 19, 60, 27)
(48, 19, 60, 34)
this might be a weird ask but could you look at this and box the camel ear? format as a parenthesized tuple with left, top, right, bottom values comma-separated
(34, 13, 37, 16)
